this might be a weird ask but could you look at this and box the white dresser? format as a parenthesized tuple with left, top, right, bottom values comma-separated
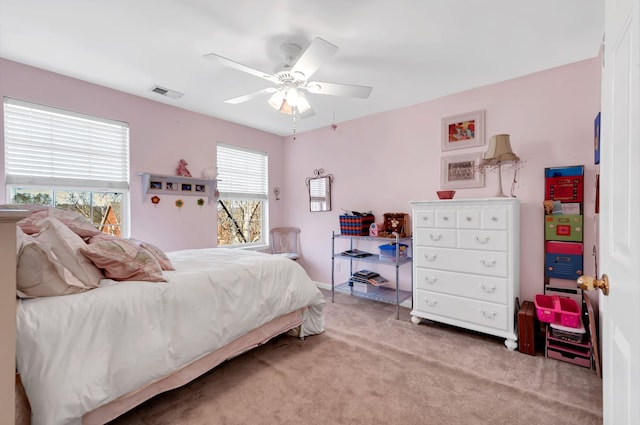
(410, 198, 520, 350)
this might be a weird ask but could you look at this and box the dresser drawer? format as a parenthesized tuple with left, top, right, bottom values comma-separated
(458, 229, 508, 251)
(415, 210, 435, 228)
(415, 246, 508, 277)
(435, 210, 456, 228)
(414, 290, 508, 331)
(415, 229, 456, 248)
(415, 268, 508, 304)
(457, 209, 481, 229)
(481, 208, 508, 229)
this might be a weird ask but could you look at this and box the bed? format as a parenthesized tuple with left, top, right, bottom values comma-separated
(12, 209, 325, 425)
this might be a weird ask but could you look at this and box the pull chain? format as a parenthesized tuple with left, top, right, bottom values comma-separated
(292, 110, 297, 140)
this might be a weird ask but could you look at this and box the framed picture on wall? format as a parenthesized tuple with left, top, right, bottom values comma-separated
(441, 153, 484, 189)
(441, 110, 485, 151)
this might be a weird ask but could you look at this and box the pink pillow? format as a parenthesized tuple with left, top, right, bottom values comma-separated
(16, 228, 89, 298)
(35, 217, 104, 289)
(17, 207, 101, 237)
(81, 238, 167, 282)
(132, 239, 175, 271)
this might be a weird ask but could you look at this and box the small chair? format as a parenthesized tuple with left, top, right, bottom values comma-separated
(269, 227, 301, 261)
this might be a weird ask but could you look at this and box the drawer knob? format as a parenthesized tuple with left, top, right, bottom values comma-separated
(424, 277, 437, 284)
(479, 308, 497, 318)
(491, 216, 498, 222)
(429, 234, 442, 241)
(424, 299, 438, 307)
(479, 283, 497, 293)
(474, 235, 490, 244)
(466, 216, 472, 221)
(424, 254, 437, 261)
(443, 216, 449, 221)
(422, 216, 429, 221)
(480, 259, 496, 267)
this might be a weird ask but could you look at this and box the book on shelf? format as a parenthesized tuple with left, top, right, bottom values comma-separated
(367, 275, 389, 286)
(352, 269, 379, 279)
(349, 270, 389, 287)
(340, 249, 373, 258)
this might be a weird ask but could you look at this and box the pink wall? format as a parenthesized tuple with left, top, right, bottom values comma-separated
(282, 58, 601, 304)
(0, 58, 285, 251)
(0, 57, 601, 303)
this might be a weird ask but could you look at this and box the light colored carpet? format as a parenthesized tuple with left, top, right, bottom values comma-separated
(109, 291, 603, 425)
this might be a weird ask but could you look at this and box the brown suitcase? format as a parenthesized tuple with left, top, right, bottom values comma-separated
(518, 301, 536, 355)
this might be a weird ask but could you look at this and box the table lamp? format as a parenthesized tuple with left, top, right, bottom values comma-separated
(483, 134, 519, 197)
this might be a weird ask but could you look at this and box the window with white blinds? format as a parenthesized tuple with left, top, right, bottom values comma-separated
(216, 143, 268, 199)
(3, 97, 130, 189)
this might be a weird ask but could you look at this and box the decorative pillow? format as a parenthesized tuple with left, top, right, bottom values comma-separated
(81, 238, 167, 282)
(16, 228, 88, 298)
(35, 217, 104, 289)
(17, 207, 101, 237)
(134, 240, 175, 271)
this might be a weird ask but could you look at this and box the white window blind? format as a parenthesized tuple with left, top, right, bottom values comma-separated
(217, 143, 268, 199)
(4, 98, 130, 189)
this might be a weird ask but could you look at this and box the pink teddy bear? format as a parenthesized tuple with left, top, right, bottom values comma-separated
(176, 159, 192, 177)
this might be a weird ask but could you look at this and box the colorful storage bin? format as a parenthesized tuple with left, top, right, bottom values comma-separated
(545, 215, 583, 242)
(545, 241, 583, 279)
(339, 214, 375, 236)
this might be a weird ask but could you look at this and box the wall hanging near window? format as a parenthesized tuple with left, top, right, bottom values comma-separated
(305, 168, 333, 212)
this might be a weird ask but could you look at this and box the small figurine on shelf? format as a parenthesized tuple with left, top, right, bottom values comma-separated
(176, 159, 192, 177)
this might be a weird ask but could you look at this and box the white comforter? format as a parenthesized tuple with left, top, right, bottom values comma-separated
(16, 248, 325, 425)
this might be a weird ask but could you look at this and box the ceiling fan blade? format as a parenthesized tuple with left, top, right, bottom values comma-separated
(290, 37, 338, 80)
(203, 53, 279, 84)
(304, 81, 373, 99)
(225, 87, 277, 104)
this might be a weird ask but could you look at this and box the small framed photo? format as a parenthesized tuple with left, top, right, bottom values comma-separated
(181, 183, 192, 192)
(441, 153, 484, 189)
(195, 184, 205, 193)
(150, 181, 162, 190)
(441, 110, 485, 151)
(165, 182, 178, 191)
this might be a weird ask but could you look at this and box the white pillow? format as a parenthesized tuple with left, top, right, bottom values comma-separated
(16, 228, 88, 298)
(34, 217, 104, 289)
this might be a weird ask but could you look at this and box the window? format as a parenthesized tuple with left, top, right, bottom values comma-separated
(4, 98, 130, 236)
(216, 143, 268, 247)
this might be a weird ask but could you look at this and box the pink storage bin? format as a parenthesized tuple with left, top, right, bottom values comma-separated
(557, 297, 581, 328)
(534, 294, 557, 323)
(534, 294, 582, 328)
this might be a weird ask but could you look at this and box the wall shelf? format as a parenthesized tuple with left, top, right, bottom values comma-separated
(138, 173, 217, 204)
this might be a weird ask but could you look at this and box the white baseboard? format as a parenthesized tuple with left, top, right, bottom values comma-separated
(314, 281, 412, 309)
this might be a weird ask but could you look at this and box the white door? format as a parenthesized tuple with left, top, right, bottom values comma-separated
(600, 0, 639, 423)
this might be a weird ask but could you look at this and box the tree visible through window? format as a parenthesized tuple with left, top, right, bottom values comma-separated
(216, 143, 268, 247)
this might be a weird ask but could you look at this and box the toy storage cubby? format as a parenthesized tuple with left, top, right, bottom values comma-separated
(543, 165, 593, 369)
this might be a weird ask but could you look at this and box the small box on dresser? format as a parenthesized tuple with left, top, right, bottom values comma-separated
(409, 198, 521, 350)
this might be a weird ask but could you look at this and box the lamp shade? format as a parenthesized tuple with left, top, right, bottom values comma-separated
(483, 134, 519, 164)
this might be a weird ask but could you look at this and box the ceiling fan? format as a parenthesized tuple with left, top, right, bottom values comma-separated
(203, 37, 373, 117)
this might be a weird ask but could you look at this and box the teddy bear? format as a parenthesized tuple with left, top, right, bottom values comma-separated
(176, 159, 192, 177)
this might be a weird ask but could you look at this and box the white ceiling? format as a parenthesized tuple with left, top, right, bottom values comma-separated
(0, 0, 604, 137)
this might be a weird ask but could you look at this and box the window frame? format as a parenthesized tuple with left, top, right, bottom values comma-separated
(3, 97, 130, 236)
(216, 143, 268, 248)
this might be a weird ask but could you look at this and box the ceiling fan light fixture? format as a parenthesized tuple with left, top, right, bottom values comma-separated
(285, 86, 300, 106)
(268, 89, 285, 110)
(279, 98, 294, 115)
(296, 92, 311, 114)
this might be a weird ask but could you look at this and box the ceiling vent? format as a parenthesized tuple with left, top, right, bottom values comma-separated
(150, 85, 183, 99)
